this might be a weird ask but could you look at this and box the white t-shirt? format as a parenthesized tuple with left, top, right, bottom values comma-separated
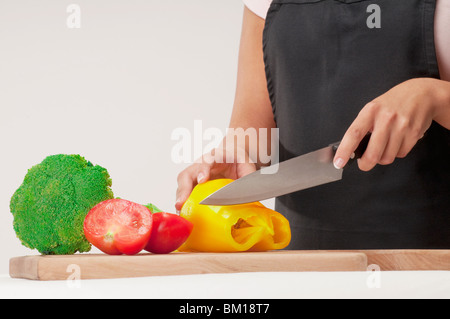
(242, 0, 272, 19)
(242, 0, 450, 80)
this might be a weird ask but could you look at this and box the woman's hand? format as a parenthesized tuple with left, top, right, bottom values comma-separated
(175, 7, 274, 212)
(175, 146, 257, 212)
(334, 78, 450, 171)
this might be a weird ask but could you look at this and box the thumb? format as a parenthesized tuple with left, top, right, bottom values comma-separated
(196, 164, 211, 185)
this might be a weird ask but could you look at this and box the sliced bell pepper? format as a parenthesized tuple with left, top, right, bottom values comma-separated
(178, 179, 291, 252)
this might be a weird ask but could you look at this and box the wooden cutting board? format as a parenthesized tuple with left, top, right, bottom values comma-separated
(9, 250, 450, 281)
(10, 251, 367, 281)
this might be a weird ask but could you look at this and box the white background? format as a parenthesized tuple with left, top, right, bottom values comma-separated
(0, 0, 254, 274)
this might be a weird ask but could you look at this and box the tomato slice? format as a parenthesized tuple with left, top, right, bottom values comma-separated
(144, 212, 193, 254)
(84, 199, 153, 255)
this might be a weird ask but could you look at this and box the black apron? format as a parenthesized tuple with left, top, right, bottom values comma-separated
(263, 0, 450, 249)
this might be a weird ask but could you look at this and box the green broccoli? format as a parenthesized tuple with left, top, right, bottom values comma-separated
(144, 203, 162, 214)
(10, 154, 114, 255)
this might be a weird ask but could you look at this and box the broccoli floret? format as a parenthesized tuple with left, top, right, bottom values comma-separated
(10, 154, 114, 255)
(144, 203, 162, 214)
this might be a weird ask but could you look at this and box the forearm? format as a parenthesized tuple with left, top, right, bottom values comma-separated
(224, 6, 275, 169)
(224, 95, 275, 169)
(228, 89, 275, 169)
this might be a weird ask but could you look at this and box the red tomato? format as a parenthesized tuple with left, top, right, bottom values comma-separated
(144, 212, 193, 254)
(84, 199, 153, 255)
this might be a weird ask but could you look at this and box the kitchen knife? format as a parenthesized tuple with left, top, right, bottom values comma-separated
(200, 134, 371, 206)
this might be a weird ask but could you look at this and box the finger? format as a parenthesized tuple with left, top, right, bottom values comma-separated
(334, 104, 375, 169)
(357, 108, 397, 171)
(197, 163, 211, 184)
(397, 134, 419, 159)
(175, 168, 198, 211)
(379, 128, 405, 165)
(358, 122, 391, 171)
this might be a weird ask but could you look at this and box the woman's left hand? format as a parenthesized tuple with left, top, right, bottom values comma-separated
(334, 78, 450, 171)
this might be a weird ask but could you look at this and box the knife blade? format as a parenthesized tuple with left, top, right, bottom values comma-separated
(200, 134, 370, 206)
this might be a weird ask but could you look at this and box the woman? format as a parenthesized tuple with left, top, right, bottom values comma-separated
(176, 0, 450, 249)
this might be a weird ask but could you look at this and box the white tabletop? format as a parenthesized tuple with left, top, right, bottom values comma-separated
(1, 271, 449, 299)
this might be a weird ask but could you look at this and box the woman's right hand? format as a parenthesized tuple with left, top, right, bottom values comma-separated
(175, 147, 257, 212)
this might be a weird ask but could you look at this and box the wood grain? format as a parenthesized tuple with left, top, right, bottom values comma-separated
(356, 250, 450, 271)
(10, 250, 449, 281)
(9, 251, 368, 281)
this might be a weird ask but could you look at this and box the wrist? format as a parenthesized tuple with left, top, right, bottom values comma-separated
(429, 79, 450, 128)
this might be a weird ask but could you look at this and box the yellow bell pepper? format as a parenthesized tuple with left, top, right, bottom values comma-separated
(178, 179, 291, 252)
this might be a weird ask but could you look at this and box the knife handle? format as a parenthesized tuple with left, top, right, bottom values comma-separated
(331, 133, 371, 162)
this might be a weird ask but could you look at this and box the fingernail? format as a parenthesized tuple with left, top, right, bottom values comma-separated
(197, 173, 205, 184)
(334, 158, 344, 170)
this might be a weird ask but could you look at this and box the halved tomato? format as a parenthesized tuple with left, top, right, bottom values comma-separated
(144, 212, 193, 254)
(84, 199, 153, 255)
